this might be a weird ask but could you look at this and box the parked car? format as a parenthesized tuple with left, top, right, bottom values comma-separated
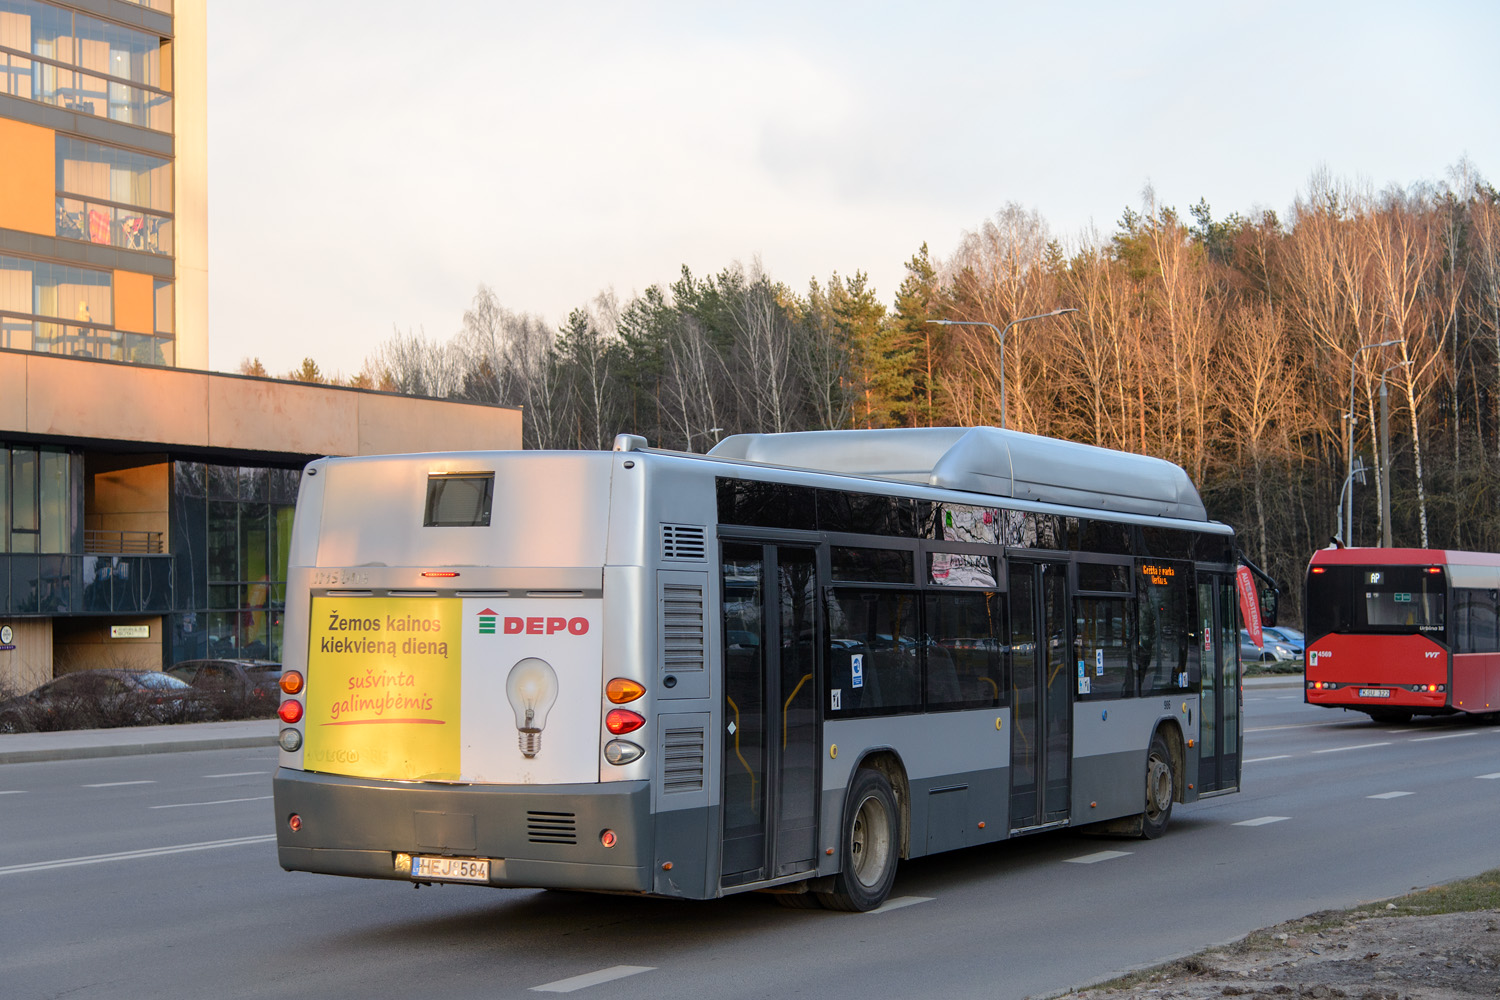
(1239, 628, 1300, 662)
(0, 669, 208, 732)
(1259, 626, 1305, 656)
(165, 658, 282, 713)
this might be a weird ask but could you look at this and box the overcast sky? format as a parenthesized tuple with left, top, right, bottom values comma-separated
(206, 1, 1500, 378)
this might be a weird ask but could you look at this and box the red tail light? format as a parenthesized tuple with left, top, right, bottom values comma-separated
(605, 709, 645, 735)
(278, 700, 303, 724)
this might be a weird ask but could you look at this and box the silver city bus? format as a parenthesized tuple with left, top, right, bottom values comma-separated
(272, 426, 1258, 910)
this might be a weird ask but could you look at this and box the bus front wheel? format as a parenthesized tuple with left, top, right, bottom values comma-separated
(1142, 732, 1175, 840)
(818, 769, 899, 912)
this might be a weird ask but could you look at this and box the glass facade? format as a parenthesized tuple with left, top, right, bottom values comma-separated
(0, 253, 174, 364)
(55, 134, 174, 255)
(0, 0, 172, 131)
(169, 462, 300, 665)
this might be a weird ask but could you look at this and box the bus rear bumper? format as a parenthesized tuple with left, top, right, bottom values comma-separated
(1305, 685, 1449, 712)
(273, 768, 653, 892)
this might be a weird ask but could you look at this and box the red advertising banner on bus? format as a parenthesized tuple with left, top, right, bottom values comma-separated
(1237, 565, 1263, 649)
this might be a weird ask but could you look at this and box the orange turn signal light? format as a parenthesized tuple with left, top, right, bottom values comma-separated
(606, 678, 646, 704)
(280, 670, 304, 695)
(605, 709, 646, 735)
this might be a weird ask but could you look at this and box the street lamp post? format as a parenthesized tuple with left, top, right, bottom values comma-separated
(927, 309, 1078, 429)
(1378, 360, 1410, 547)
(1343, 339, 1400, 545)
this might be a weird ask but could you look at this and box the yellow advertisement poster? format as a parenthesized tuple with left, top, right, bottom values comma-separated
(303, 597, 462, 781)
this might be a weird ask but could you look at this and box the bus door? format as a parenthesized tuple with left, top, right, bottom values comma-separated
(719, 542, 820, 886)
(1195, 572, 1240, 792)
(1007, 559, 1072, 831)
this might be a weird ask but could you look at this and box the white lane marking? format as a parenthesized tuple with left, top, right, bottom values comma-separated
(1234, 816, 1290, 827)
(0, 790, 26, 795)
(530, 966, 656, 993)
(866, 895, 934, 914)
(1410, 732, 1477, 743)
(83, 780, 156, 788)
(1368, 791, 1413, 799)
(1065, 850, 1132, 864)
(0, 835, 276, 876)
(150, 795, 273, 810)
(1244, 755, 1291, 763)
(1477, 773, 1500, 780)
(203, 771, 269, 778)
(1313, 742, 1391, 754)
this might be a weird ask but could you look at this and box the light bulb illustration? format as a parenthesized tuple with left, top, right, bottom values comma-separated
(506, 657, 559, 758)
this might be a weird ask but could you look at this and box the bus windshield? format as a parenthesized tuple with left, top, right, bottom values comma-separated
(1307, 565, 1445, 637)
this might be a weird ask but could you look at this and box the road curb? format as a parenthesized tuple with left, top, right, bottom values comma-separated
(0, 733, 276, 765)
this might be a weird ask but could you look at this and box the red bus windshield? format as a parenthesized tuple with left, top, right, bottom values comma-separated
(1306, 564, 1446, 640)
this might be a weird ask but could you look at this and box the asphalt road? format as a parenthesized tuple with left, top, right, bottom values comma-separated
(2, 692, 1496, 1000)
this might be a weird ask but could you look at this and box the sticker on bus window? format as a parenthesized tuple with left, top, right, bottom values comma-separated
(1096, 649, 1104, 676)
(1078, 676, 1092, 695)
(831, 689, 842, 710)
(1078, 660, 1086, 678)
(851, 654, 864, 689)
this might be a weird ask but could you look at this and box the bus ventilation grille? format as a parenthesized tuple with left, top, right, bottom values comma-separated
(662, 727, 707, 792)
(661, 583, 706, 672)
(526, 811, 578, 845)
(661, 524, 707, 561)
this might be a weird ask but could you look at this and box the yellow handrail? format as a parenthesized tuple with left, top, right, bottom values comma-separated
(782, 672, 813, 748)
(725, 695, 758, 812)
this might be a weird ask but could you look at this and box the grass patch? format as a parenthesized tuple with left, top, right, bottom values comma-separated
(1351, 868, 1500, 917)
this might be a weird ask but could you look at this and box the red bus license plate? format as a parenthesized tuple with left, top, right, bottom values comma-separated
(1358, 688, 1390, 698)
(412, 856, 490, 882)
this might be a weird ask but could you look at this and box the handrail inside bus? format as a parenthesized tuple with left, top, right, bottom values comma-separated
(725, 696, 758, 812)
(782, 673, 813, 749)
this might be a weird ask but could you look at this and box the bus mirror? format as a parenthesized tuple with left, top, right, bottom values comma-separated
(1259, 590, 1278, 628)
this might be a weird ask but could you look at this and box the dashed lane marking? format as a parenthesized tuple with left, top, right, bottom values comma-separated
(203, 772, 269, 778)
(0, 835, 276, 876)
(1368, 791, 1413, 799)
(83, 780, 155, 788)
(0, 790, 26, 795)
(1244, 755, 1292, 763)
(866, 896, 934, 914)
(1234, 816, 1290, 827)
(1410, 732, 1477, 743)
(530, 966, 656, 993)
(1477, 773, 1500, 780)
(150, 795, 273, 810)
(1312, 742, 1391, 754)
(1065, 850, 1132, 864)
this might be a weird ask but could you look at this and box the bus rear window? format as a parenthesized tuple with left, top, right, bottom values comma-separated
(423, 472, 494, 527)
(1307, 565, 1445, 636)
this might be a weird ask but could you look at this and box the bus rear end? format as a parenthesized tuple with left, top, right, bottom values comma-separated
(1304, 551, 1450, 720)
(272, 450, 661, 894)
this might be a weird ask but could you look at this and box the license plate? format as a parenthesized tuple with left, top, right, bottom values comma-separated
(1358, 688, 1391, 698)
(412, 856, 490, 883)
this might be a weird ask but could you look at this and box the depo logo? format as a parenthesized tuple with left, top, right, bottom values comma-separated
(476, 608, 590, 636)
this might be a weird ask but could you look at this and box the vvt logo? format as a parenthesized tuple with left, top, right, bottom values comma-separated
(477, 608, 498, 635)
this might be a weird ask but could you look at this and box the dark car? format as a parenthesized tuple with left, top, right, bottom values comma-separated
(165, 658, 282, 715)
(0, 669, 207, 732)
(1260, 626, 1305, 656)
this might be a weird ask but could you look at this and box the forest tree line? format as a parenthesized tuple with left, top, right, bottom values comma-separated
(245, 162, 1500, 625)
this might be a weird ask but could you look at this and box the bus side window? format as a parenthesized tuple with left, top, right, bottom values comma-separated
(923, 591, 1005, 711)
(826, 589, 921, 716)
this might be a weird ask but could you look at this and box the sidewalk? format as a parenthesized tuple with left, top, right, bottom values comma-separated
(0, 718, 277, 765)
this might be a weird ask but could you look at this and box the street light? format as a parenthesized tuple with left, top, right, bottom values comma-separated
(927, 308, 1078, 429)
(1343, 339, 1400, 545)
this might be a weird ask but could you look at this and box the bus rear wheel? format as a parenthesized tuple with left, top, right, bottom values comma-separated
(818, 769, 899, 912)
(1141, 732, 1175, 840)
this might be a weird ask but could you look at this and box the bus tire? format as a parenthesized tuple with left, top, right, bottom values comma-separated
(818, 769, 899, 912)
(1141, 732, 1174, 840)
(1367, 709, 1412, 724)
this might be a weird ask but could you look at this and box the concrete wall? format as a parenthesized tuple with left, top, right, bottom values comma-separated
(0, 351, 523, 456)
(0, 619, 53, 693)
(52, 617, 163, 675)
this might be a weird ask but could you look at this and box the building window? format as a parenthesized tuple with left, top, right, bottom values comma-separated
(0, 0, 172, 132)
(0, 253, 174, 365)
(1, 445, 73, 554)
(55, 135, 173, 255)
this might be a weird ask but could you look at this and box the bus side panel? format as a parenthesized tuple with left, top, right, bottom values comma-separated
(821, 712, 1009, 863)
(1072, 698, 1192, 821)
(274, 770, 656, 893)
(1452, 652, 1500, 714)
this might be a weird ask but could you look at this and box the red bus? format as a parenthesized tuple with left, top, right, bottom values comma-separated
(1304, 548, 1500, 723)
